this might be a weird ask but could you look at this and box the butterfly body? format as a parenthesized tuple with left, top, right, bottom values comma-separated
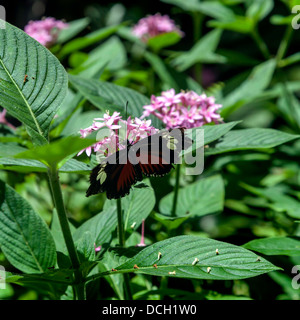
(86, 129, 191, 199)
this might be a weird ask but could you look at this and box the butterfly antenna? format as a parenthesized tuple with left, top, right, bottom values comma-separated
(125, 101, 128, 120)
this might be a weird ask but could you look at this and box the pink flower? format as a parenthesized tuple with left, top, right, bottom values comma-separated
(141, 89, 222, 129)
(0, 109, 16, 130)
(136, 219, 146, 247)
(24, 17, 68, 47)
(132, 13, 184, 42)
(94, 243, 101, 253)
(77, 111, 159, 157)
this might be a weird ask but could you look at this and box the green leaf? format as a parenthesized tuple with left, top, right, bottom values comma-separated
(69, 74, 161, 128)
(159, 175, 224, 216)
(57, 17, 90, 44)
(246, 0, 274, 23)
(0, 181, 57, 273)
(73, 206, 117, 247)
(208, 16, 255, 34)
(161, 0, 235, 21)
(71, 36, 127, 77)
(5, 269, 72, 299)
(221, 59, 276, 117)
(114, 235, 280, 280)
(75, 231, 96, 262)
(243, 237, 300, 256)
(0, 157, 90, 174)
(14, 135, 97, 167)
(241, 183, 300, 219)
(50, 209, 76, 256)
(74, 183, 155, 246)
(202, 121, 241, 145)
(205, 128, 300, 155)
(104, 181, 156, 231)
(58, 24, 121, 59)
(147, 32, 182, 51)
(0, 22, 68, 145)
(152, 212, 190, 230)
(171, 29, 226, 71)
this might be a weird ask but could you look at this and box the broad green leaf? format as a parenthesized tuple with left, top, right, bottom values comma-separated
(202, 121, 241, 145)
(0, 22, 68, 145)
(243, 237, 300, 256)
(152, 212, 190, 230)
(278, 52, 300, 68)
(205, 128, 299, 155)
(57, 17, 90, 44)
(246, 0, 274, 23)
(114, 235, 280, 280)
(221, 59, 276, 116)
(0, 181, 57, 273)
(75, 231, 96, 262)
(0, 142, 27, 157)
(98, 250, 125, 300)
(144, 51, 180, 90)
(5, 269, 72, 299)
(147, 32, 182, 51)
(241, 183, 300, 219)
(69, 74, 161, 128)
(171, 29, 226, 71)
(73, 206, 117, 247)
(208, 16, 255, 34)
(0, 157, 47, 172)
(0, 157, 90, 174)
(103, 181, 156, 231)
(14, 135, 97, 167)
(71, 36, 127, 77)
(74, 183, 155, 246)
(277, 84, 300, 130)
(161, 0, 235, 21)
(59, 159, 91, 173)
(270, 15, 293, 25)
(159, 175, 224, 216)
(50, 209, 76, 256)
(60, 110, 102, 136)
(58, 24, 121, 59)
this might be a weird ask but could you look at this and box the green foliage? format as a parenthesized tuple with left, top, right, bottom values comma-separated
(0, 0, 300, 300)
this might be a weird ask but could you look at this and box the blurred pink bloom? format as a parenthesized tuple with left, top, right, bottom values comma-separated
(132, 13, 184, 42)
(141, 89, 222, 129)
(136, 219, 146, 247)
(0, 109, 16, 130)
(94, 243, 101, 253)
(24, 17, 68, 47)
(77, 111, 159, 157)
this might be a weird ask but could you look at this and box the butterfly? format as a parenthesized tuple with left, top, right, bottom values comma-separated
(86, 128, 192, 200)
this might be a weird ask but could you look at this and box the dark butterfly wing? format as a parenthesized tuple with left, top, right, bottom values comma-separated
(86, 148, 142, 200)
(131, 128, 192, 177)
(86, 128, 192, 199)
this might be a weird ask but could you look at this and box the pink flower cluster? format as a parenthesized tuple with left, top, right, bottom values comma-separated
(132, 13, 184, 41)
(24, 17, 68, 47)
(142, 89, 222, 129)
(78, 111, 158, 158)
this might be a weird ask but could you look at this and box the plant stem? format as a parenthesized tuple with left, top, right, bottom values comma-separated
(276, 25, 293, 64)
(251, 27, 270, 60)
(171, 164, 181, 217)
(47, 166, 85, 300)
(116, 198, 132, 300)
(193, 12, 204, 85)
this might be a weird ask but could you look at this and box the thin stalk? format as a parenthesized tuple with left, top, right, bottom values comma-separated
(116, 198, 133, 300)
(47, 166, 85, 300)
(276, 25, 293, 64)
(251, 27, 270, 60)
(171, 164, 181, 217)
